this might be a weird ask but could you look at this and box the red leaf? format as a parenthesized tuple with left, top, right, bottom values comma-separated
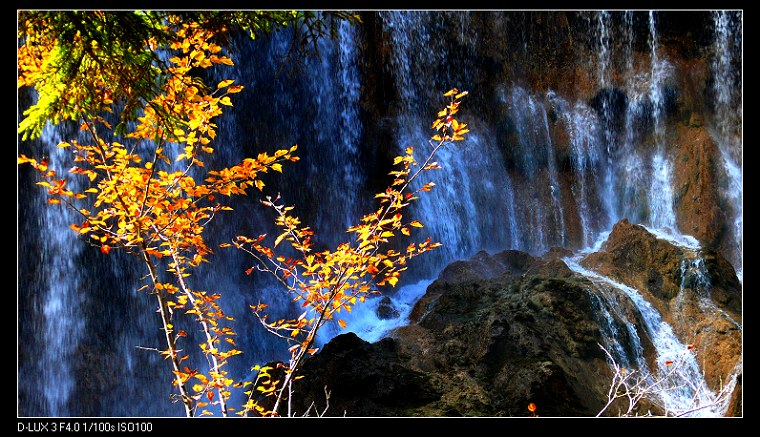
(100, 245, 111, 254)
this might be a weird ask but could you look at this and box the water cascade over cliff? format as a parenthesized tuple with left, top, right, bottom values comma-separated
(17, 10, 741, 417)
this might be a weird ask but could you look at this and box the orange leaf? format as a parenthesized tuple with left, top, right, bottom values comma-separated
(527, 402, 536, 413)
(100, 245, 111, 254)
(337, 319, 347, 329)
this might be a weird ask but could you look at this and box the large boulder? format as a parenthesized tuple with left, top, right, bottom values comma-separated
(289, 248, 660, 416)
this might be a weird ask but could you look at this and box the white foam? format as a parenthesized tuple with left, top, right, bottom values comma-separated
(317, 278, 433, 345)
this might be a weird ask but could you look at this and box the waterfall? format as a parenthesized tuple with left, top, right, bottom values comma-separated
(509, 87, 567, 251)
(381, 11, 516, 268)
(35, 124, 85, 416)
(550, 93, 607, 248)
(646, 12, 679, 233)
(594, 11, 619, 230)
(709, 10, 743, 278)
(18, 11, 741, 417)
(565, 255, 724, 417)
(586, 284, 647, 372)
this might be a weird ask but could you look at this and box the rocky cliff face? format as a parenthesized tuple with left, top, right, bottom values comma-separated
(356, 10, 741, 271)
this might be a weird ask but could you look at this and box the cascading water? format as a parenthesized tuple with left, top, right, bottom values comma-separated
(18, 11, 741, 417)
(594, 11, 619, 228)
(565, 252, 726, 417)
(381, 11, 518, 268)
(34, 124, 85, 416)
(646, 12, 679, 233)
(549, 93, 608, 248)
(709, 10, 743, 280)
(508, 86, 565, 251)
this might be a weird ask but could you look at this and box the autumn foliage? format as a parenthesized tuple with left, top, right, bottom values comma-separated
(18, 12, 470, 417)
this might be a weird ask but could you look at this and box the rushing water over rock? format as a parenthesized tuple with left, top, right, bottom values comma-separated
(565, 254, 727, 417)
(709, 10, 743, 280)
(18, 11, 741, 416)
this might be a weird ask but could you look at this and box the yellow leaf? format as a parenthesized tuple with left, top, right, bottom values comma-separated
(274, 232, 287, 248)
(217, 79, 235, 89)
(410, 220, 424, 228)
(219, 96, 232, 106)
(386, 276, 399, 287)
(271, 163, 283, 173)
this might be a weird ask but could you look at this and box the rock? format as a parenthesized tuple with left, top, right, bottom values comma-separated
(291, 249, 658, 417)
(542, 246, 574, 260)
(285, 333, 442, 417)
(671, 124, 726, 250)
(376, 296, 400, 320)
(589, 87, 629, 130)
(579, 219, 742, 402)
(436, 250, 516, 283)
(408, 249, 536, 324)
(288, 222, 741, 417)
